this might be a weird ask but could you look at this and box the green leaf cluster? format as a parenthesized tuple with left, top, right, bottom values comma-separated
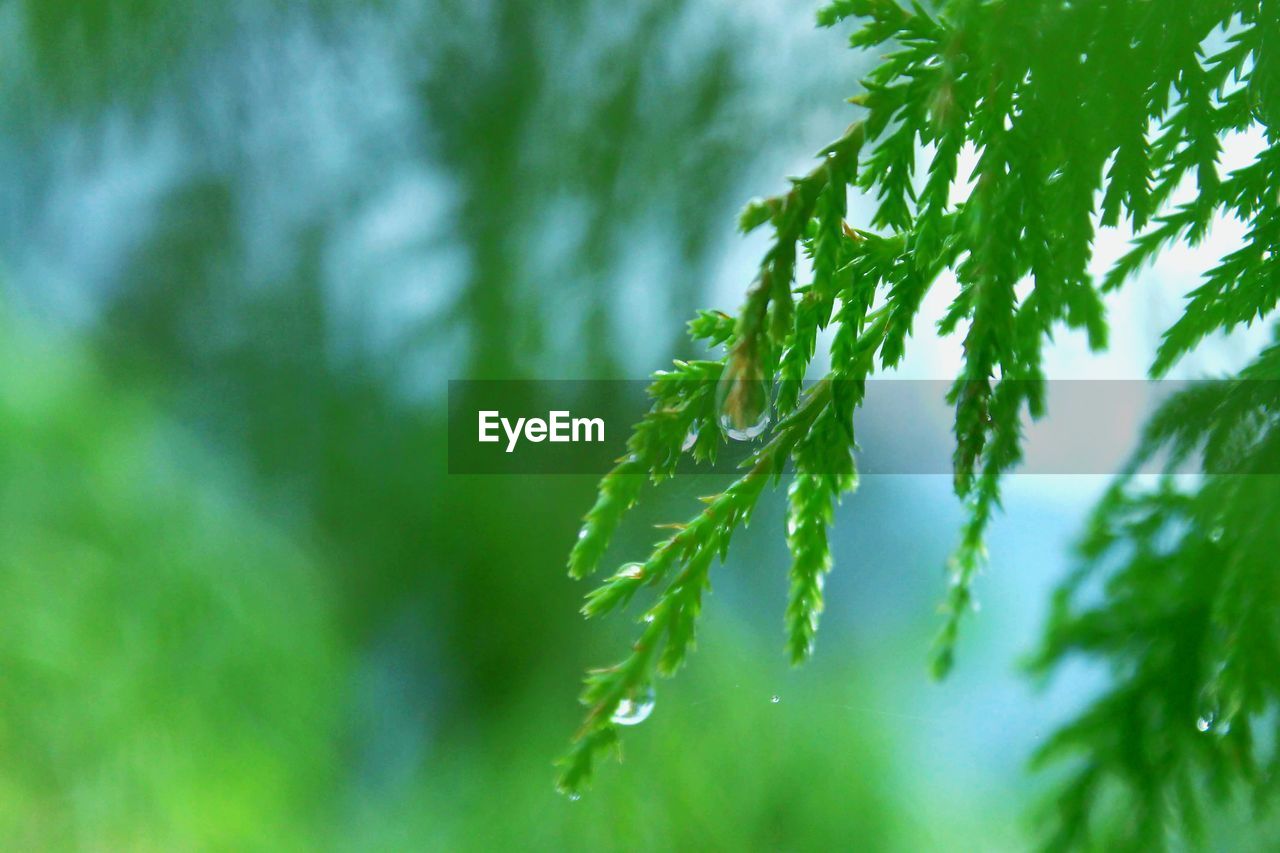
(559, 2, 1280, 843)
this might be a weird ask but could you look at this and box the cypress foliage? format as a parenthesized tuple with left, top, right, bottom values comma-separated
(560, 1, 1280, 844)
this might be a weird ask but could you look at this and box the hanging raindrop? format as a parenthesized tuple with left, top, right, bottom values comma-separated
(682, 424, 699, 452)
(715, 360, 771, 441)
(616, 562, 644, 580)
(611, 685, 656, 726)
(1195, 684, 1226, 734)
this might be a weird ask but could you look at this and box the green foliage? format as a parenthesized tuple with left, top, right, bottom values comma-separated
(1030, 340, 1280, 850)
(559, 381, 836, 795)
(785, 407, 857, 664)
(561, 0, 1280, 846)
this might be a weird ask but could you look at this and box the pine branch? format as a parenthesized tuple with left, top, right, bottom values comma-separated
(560, 4, 1280, 839)
(559, 380, 836, 795)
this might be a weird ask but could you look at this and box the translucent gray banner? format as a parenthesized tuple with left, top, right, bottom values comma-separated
(447, 380, 1280, 475)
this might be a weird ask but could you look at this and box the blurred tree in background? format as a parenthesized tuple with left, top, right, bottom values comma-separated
(6, 0, 763, 729)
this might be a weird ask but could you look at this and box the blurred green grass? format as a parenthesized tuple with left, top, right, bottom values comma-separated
(0, 314, 343, 847)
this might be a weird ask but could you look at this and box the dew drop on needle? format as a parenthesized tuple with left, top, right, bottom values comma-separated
(715, 364, 771, 441)
(611, 685, 656, 726)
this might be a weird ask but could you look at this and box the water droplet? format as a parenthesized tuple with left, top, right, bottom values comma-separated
(786, 516, 799, 537)
(1209, 525, 1225, 543)
(770, 694, 781, 704)
(715, 362, 771, 441)
(641, 613, 655, 623)
(568, 793, 581, 802)
(616, 562, 644, 580)
(611, 685, 656, 726)
(681, 425, 699, 452)
(1195, 684, 1226, 734)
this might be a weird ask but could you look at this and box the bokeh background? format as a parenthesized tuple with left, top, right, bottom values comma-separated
(0, 1, 1273, 848)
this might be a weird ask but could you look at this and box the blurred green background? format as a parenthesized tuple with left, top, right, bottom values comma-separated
(1, 1, 1264, 849)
